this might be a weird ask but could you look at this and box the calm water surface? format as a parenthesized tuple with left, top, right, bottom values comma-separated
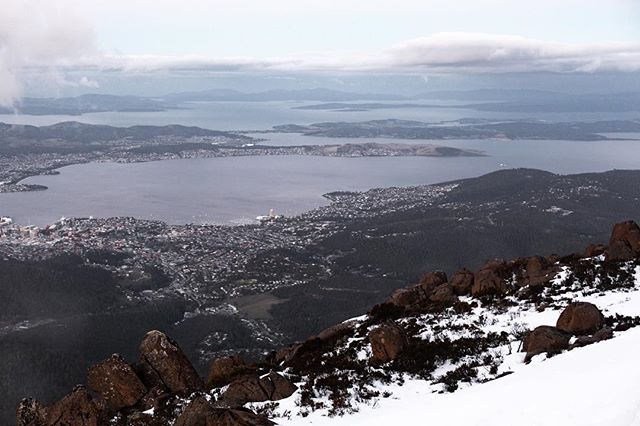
(1, 101, 639, 130)
(1, 102, 639, 225)
(2, 137, 640, 226)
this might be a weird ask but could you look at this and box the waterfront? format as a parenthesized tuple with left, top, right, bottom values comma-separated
(2, 134, 640, 226)
(1, 101, 639, 226)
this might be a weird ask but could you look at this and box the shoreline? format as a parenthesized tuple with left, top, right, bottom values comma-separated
(0, 142, 485, 194)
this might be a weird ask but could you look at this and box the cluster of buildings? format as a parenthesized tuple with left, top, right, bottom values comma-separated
(0, 181, 453, 305)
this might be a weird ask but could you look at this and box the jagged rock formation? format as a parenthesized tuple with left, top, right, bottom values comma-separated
(206, 355, 249, 388)
(17, 221, 640, 425)
(86, 354, 146, 411)
(16, 330, 285, 425)
(137, 330, 204, 395)
(175, 397, 274, 426)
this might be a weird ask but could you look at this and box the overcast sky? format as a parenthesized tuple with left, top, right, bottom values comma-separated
(80, 0, 640, 55)
(1, 0, 640, 103)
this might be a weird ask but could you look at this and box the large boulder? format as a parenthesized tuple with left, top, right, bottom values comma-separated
(368, 323, 408, 363)
(389, 285, 428, 307)
(522, 256, 556, 288)
(583, 243, 606, 258)
(138, 330, 203, 395)
(220, 372, 297, 406)
(429, 284, 458, 304)
(87, 354, 146, 411)
(16, 398, 45, 426)
(44, 386, 103, 426)
(606, 221, 640, 261)
(418, 271, 448, 291)
(572, 327, 614, 348)
(316, 319, 357, 342)
(175, 396, 274, 426)
(522, 326, 571, 362)
(207, 355, 250, 388)
(449, 268, 474, 296)
(472, 261, 509, 298)
(389, 272, 449, 308)
(272, 342, 305, 366)
(556, 302, 605, 335)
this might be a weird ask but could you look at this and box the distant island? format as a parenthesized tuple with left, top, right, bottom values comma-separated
(5, 89, 640, 116)
(0, 94, 176, 116)
(0, 89, 405, 116)
(295, 90, 640, 113)
(273, 118, 640, 141)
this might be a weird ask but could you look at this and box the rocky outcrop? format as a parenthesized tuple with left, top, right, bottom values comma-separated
(390, 271, 458, 309)
(449, 268, 474, 295)
(522, 301, 613, 361)
(368, 323, 408, 363)
(206, 355, 250, 388)
(418, 271, 448, 291)
(87, 354, 146, 411)
(472, 260, 509, 297)
(572, 327, 614, 348)
(271, 321, 358, 368)
(583, 243, 606, 258)
(18, 220, 640, 425)
(522, 326, 571, 363)
(175, 396, 274, 426)
(556, 302, 605, 335)
(315, 320, 357, 342)
(219, 372, 297, 406)
(430, 284, 458, 304)
(44, 386, 103, 426)
(16, 398, 45, 426)
(138, 330, 204, 395)
(607, 220, 640, 261)
(15, 331, 269, 426)
(521, 256, 557, 288)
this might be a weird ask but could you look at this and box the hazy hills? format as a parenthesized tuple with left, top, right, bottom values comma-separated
(6, 89, 640, 116)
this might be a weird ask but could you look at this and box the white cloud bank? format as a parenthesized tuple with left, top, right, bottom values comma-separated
(1, 0, 640, 107)
(387, 33, 640, 73)
(63, 33, 640, 75)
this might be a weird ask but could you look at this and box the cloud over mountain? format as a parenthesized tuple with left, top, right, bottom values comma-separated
(385, 33, 640, 73)
(1, 0, 639, 107)
(61, 33, 640, 75)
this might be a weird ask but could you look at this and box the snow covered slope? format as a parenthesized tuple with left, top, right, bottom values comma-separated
(282, 326, 640, 426)
(270, 262, 640, 425)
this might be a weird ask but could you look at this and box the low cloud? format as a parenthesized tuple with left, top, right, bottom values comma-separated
(4, 21, 640, 106)
(0, 0, 95, 106)
(63, 33, 640, 76)
(384, 33, 640, 73)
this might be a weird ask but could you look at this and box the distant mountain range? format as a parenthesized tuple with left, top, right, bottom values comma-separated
(4, 89, 640, 116)
(162, 87, 407, 103)
(0, 94, 172, 116)
(0, 121, 233, 143)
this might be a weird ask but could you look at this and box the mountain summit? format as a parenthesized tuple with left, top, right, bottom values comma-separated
(17, 221, 640, 426)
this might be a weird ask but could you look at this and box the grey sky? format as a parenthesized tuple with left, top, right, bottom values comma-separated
(1, 0, 640, 104)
